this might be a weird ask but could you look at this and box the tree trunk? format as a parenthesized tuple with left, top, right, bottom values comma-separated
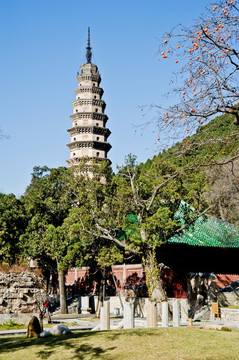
(144, 250, 167, 302)
(57, 261, 68, 314)
(96, 270, 105, 318)
(39, 312, 43, 332)
(218, 199, 226, 221)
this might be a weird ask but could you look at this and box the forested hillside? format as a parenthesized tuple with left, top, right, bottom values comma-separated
(140, 112, 239, 225)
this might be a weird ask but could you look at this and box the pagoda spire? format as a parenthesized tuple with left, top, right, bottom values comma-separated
(86, 27, 92, 63)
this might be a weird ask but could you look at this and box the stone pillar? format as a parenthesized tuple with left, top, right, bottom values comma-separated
(161, 301, 169, 327)
(180, 298, 189, 323)
(146, 302, 157, 328)
(81, 296, 91, 314)
(100, 300, 110, 330)
(124, 302, 135, 329)
(173, 299, 180, 327)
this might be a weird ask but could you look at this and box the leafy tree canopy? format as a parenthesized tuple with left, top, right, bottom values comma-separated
(20, 166, 71, 268)
(0, 193, 26, 264)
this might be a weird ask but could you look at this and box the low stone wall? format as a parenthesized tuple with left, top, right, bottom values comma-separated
(218, 291, 239, 307)
(0, 312, 40, 325)
(220, 308, 239, 322)
(0, 271, 45, 318)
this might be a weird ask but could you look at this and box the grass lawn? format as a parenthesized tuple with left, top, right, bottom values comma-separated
(0, 322, 84, 331)
(0, 327, 239, 360)
(0, 320, 92, 331)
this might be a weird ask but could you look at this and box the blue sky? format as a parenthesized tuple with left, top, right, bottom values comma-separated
(0, 0, 211, 196)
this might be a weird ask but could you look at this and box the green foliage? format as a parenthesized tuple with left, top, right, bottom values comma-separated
(183, 114, 239, 164)
(22, 166, 69, 224)
(160, 113, 239, 168)
(20, 166, 72, 270)
(0, 193, 26, 263)
(0, 319, 24, 330)
(62, 156, 185, 271)
(139, 112, 239, 217)
(95, 247, 123, 267)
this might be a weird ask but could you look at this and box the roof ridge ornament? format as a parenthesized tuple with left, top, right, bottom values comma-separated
(86, 27, 92, 63)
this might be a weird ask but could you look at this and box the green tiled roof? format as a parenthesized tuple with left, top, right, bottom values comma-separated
(168, 201, 239, 248)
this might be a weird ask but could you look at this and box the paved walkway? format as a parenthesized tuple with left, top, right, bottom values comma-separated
(0, 316, 238, 336)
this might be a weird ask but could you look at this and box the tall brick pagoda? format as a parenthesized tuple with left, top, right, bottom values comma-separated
(66, 28, 111, 167)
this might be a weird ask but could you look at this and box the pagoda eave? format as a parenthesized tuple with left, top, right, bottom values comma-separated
(66, 157, 111, 166)
(72, 99, 106, 109)
(70, 112, 108, 122)
(67, 126, 111, 137)
(74, 86, 103, 97)
(76, 73, 101, 84)
(66, 141, 112, 152)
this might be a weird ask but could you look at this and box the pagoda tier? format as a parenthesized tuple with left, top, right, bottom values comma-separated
(67, 141, 111, 152)
(72, 99, 106, 111)
(76, 73, 101, 83)
(66, 156, 108, 166)
(67, 126, 111, 138)
(74, 86, 104, 97)
(66, 29, 111, 167)
(70, 112, 108, 123)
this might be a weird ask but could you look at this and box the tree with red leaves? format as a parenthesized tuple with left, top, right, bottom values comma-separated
(155, 0, 239, 147)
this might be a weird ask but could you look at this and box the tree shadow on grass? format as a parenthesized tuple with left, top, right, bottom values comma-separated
(103, 328, 158, 341)
(74, 344, 116, 360)
(0, 331, 116, 360)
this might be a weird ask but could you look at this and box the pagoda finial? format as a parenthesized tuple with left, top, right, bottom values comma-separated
(86, 27, 92, 63)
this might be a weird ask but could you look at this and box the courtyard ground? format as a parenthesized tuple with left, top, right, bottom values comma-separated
(0, 327, 239, 360)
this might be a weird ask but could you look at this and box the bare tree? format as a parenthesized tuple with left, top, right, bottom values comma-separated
(205, 159, 239, 224)
(151, 0, 239, 149)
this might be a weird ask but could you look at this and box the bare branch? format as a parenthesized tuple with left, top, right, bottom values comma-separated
(79, 217, 140, 255)
(147, 154, 239, 211)
(150, 0, 239, 147)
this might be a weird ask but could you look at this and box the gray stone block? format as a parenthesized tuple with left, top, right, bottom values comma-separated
(146, 302, 157, 328)
(124, 302, 135, 329)
(173, 299, 180, 327)
(100, 301, 110, 330)
(162, 301, 169, 327)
